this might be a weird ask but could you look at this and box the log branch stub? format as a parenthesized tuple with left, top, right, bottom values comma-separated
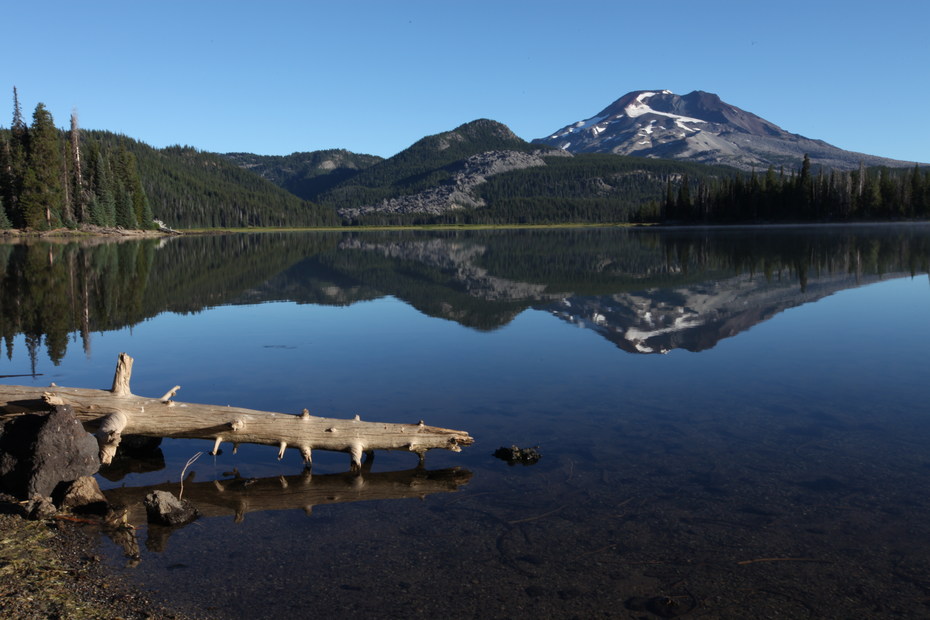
(96, 410, 129, 465)
(300, 446, 313, 467)
(160, 385, 181, 402)
(349, 443, 364, 472)
(111, 353, 134, 396)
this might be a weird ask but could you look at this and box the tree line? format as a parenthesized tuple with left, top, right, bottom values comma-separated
(661, 154, 930, 223)
(0, 88, 154, 230)
(0, 88, 337, 230)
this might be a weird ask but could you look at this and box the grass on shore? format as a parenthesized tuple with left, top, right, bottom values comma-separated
(177, 222, 647, 234)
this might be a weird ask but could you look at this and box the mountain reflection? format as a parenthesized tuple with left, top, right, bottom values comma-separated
(3, 225, 929, 362)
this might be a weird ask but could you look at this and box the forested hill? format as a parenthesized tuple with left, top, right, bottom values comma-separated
(223, 149, 383, 202)
(0, 90, 339, 230)
(86, 133, 339, 228)
(312, 119, 544, 209)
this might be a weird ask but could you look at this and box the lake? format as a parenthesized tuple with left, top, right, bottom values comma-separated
(2, 224, 930, 618)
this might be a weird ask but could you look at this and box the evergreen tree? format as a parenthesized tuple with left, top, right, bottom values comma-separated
(5, 87, 29, 226)
(0, 196, 10, 228)
(18, 103, 64, 229)
(676, 174, 692, 218)
(112, 146, 139, 228)
(911, 163, 926, 216)
(59, 138, 74, 225)
(0, 137, 13, 224)
(88, 147, 116, 227)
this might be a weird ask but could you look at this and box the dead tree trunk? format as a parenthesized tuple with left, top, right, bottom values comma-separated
(0, 353, 474, 470)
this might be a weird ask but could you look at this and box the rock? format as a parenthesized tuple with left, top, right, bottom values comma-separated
(54, 475, 108, 514)
(143, 490, 200, 526)
(116, 434, 163, 456)
(493, 444, 542, 466)
(23, 495, 57, 520)
(0, 405, 101, 499)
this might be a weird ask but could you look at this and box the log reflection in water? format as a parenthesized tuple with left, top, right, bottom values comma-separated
(103, 465, 472, 559)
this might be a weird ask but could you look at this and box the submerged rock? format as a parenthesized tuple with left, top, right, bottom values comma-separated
(493, 444, 542, 466)
(143, 490, 200, 526)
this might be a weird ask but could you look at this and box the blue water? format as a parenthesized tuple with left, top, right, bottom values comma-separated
(3, 226, 930, 617)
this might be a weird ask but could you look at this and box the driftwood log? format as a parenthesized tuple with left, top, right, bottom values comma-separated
(0, 353, 474, 470)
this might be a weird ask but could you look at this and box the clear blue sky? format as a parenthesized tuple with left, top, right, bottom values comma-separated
(3, 0, 927, 163)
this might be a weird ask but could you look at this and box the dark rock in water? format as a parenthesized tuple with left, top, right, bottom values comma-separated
(98, 444, 165, 482)
(143, 490, 200, 526)
(53, 475, 109, 515)
(493, 445, 541, 466)
(646, 595, 695, 617)
(116, 434, 163, 456)
(0, 405, 100, 499)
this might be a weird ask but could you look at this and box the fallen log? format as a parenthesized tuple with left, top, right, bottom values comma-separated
(0, 353, 474, 470)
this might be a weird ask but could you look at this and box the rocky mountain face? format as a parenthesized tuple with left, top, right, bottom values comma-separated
(534, 90, 913, 171)
(323, 119, 566, 219)
(336, 149, 564, 219)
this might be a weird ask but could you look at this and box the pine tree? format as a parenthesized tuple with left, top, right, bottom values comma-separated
(0, 137, 14, 224)
(59, 138, 74, 225)
(676, 174, 692, 219)
(0, 196, 10, 228)
(112, 146, 139, 228)
(89, 148, 116, 227)
(18, 103, 64, 229)
(5, 87, 29, 226)
(911, 164, 926, 216)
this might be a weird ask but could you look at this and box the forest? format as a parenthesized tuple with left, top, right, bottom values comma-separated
(0, 88, 153, 230)
(661, 154, 930, 224)
(0, 89, 336, 230)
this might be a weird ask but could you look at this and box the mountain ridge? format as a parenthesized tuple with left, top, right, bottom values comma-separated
(533, 89, 917, 171)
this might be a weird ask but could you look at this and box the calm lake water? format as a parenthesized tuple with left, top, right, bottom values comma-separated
(3, 225, 930, 618)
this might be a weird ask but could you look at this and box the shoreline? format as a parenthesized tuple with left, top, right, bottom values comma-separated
(0, 512, 202, 618)
(1, 225, 175, 238)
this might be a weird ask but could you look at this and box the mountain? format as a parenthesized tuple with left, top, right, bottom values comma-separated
(313, 119, 561, 219)
(222, 149, 383, 202)
(534, 90, 915, 171)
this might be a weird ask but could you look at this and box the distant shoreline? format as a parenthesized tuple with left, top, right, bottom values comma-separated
(0, 225, 174, 238)
(5, 219, 930, 238)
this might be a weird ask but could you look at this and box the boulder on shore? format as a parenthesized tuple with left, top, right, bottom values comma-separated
(0, 405, 100, 499)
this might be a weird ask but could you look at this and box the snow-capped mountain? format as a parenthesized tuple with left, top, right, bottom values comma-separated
(534, 90, 912, 171)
